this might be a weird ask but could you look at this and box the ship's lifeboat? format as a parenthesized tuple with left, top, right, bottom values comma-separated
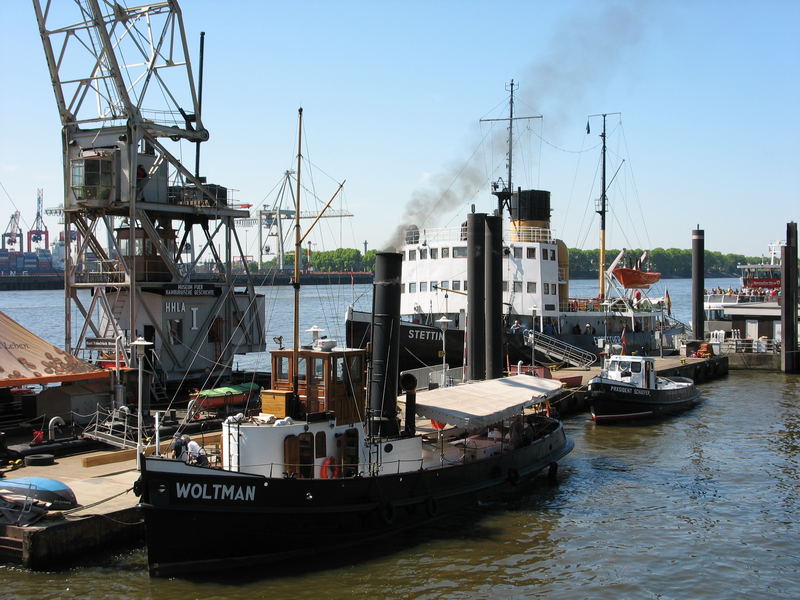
(612, 267, 661, 289)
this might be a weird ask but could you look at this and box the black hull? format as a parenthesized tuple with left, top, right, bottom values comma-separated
(139, 423, 572, 577)
(345, 317, 530, 374)
(589, 379, 700, 423)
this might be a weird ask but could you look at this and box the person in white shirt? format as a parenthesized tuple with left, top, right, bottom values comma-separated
(184, 435, 208, 466)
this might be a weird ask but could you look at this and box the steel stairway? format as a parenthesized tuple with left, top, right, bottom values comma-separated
(525, 331, 597, 368)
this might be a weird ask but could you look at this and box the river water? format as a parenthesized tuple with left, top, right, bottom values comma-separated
(2, 279, 800, 598)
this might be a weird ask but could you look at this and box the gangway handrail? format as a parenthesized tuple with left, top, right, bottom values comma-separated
(525, 331, 596, 368)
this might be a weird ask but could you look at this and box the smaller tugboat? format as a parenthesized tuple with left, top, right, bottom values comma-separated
(588, 355, 700, 422)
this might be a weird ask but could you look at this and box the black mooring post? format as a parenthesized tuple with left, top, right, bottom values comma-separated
(782, 222, 799, 374)
(692, 228, 705, 341)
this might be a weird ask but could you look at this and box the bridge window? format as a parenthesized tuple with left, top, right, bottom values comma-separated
(420, 282, 428, 292)
(527, 247, 536, 259)
(408, 249, 417, 261)
(513, 281, 522, 293)
(527, 282, 537, 293)
(441, 248, 450, 259)
(430, 248, 438, 259)
(419, 248, 428, 259)
(452, 246, 468, 258)
(513, 247, 522, 259)
(409, 282, 417, 293)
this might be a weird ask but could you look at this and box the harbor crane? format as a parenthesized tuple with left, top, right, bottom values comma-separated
(2, 211, 23, 250)
(34, 0, 265, 387)
(27, 189, 49, 252)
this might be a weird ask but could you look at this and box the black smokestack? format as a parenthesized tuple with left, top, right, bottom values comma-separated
(485, 215, 503, 379)
(467, 212, 487, 380)
(368, 252, 402, 437)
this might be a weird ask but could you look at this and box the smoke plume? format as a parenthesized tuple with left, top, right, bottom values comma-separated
(383, 0, 654, 250)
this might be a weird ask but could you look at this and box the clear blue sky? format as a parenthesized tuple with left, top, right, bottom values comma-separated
(1, 0, 797, 259)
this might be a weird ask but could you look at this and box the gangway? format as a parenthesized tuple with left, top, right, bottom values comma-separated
(525, 330, 597, 368)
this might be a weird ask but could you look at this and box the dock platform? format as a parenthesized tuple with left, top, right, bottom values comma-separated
(0, 450, 142, 569)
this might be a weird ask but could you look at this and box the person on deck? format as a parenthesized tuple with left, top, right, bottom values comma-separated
(510, 320, 522, 333)
(171, 432, 188, 462)
(185, 435, 209, 466)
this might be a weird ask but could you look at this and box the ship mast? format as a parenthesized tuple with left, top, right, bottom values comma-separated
(481, 81, 541, 216)
(588, 112, 620, 299)
(293, 108, 303, 400)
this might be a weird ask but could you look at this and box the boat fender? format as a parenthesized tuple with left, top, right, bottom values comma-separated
(507, 468, 520, 485)
(425, 496, 438, 516)
(320, 457, 340, 479)
(133, 478, 142, 497)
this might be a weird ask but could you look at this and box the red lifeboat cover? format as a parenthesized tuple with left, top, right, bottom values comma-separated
(612, 267, 661, 289)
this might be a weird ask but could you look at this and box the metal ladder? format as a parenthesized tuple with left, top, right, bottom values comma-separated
(81, 407, 140, 450)
(526, 331, 597, 368)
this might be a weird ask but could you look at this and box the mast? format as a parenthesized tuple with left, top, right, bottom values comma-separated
(600, 114, 607, 299)
(588, 112, 620, 299)
(481, 81, 541, 217)
(506, 80, 515, 217)
(293, 108, 303, 400)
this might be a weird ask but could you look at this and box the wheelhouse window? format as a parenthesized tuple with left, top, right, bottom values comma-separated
(430, 248, 438, 259)
(420, 282, 428, 292)
(527, 282, 537, 293)
(544, 283, 550, 294)
(513, 281, 522, 293)
(408, 249, 417, 261)
(276, 356, 289, 382)
(513, 247, 522, 259)
(419, 248, 428, 259)
(452, 246, 468, 258)
(550, 249, 556, 260)
(452, 280, 461, 291)
(527, 247, 536, 259)
(441, 248, 450, 259)
(409, 282, 417, 293)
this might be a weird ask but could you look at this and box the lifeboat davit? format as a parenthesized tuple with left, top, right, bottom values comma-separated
(612, 267, 661, 289)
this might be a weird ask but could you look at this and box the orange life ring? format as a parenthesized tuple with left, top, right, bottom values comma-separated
(320, 457, 340, 479)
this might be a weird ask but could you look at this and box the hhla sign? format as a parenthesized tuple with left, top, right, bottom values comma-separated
(164, 301, 201, 331)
